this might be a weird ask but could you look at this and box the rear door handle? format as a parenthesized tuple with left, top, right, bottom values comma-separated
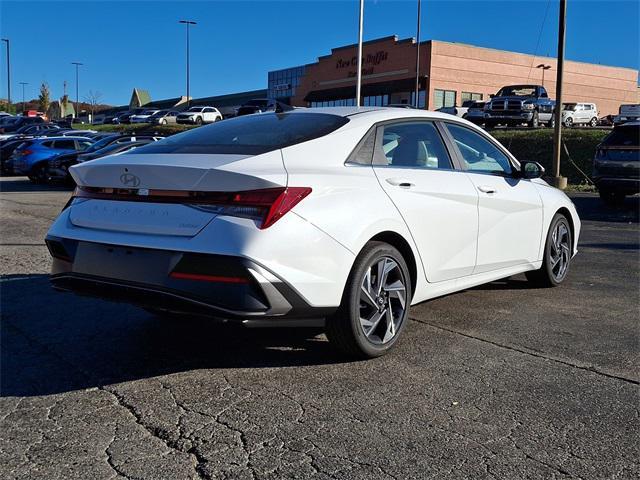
(477, 185, 497, 194)
(386, 178, 415, 188)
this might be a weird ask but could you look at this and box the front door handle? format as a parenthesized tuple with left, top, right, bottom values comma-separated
(386, 178, 415, 188)
(477, 185, 497, 194)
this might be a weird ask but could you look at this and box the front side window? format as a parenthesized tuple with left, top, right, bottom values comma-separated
(132, 112, 350, 155)
(446, 124, 512, 175)
(376, 122, 452, 170)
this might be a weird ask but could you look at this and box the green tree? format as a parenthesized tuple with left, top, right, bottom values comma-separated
(0, 101, 16, 114)
(38, 82, 51, 113)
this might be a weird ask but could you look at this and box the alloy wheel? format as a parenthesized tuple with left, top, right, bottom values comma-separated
(358, 256, 407, 345)
(550, 221, 570, 282)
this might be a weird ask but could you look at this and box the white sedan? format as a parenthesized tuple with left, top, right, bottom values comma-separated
(45, 107, 580, 358)
(130, 109, 161, 124)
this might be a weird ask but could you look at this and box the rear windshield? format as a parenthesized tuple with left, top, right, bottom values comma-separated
(602, 125, 640, 148)
(131, 112, 350, 155)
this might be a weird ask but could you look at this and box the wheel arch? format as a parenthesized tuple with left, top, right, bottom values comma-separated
(556, 206, 576, 255)
(368, 231, 418, 297)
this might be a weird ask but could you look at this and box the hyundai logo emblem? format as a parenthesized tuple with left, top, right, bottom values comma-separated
(120, 173, 141, 187)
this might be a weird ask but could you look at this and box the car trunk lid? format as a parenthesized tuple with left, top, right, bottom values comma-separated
(67, 150, 287, 236)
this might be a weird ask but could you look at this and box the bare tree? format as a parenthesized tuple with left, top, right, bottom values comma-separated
(83, 90, 103, 119)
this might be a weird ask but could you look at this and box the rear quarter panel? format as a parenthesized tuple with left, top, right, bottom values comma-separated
(282, 125, 429, 303)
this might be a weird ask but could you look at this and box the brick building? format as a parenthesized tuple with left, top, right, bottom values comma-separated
(268, 36, 639, 116)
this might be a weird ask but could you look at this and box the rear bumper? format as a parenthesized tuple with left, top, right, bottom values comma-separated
(47, 236, 335, 325)
(593, 177, 640, 194)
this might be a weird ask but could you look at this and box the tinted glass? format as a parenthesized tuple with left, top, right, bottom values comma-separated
(602, 126, 639, 148)
(496, 86, 536, 97)
(84, 135, 119, 153)
(53, 140, 76, 150)
(447, 124, 512, 174)
(377, 122, 452, 169)
(132, 113, 350, 155)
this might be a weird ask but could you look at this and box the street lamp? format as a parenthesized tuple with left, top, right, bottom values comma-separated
(71, 62, 83, 119)
(179, 20, 196, 108)
(1, 39, 10, 106)
(355, 0, 364, 107)
(414, 0, 422, 108)
(536, 63, 551, 87)
(18, 81, 27, 113)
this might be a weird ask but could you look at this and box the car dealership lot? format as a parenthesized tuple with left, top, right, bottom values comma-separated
(1, 177, 638, 479)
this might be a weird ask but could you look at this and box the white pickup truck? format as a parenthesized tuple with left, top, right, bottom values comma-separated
(614, 104, 640, 125)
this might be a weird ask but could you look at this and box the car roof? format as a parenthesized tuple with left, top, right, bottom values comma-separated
(36, 136, 92, 142)
(287, 106, 473, 124)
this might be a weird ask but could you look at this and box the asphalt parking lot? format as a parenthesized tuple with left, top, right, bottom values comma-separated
(1, 176, 638, 480)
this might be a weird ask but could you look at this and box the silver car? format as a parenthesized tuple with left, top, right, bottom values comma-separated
(148, 110, 179, 125)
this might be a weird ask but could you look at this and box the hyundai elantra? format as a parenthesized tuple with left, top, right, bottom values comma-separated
(46, 107, 580, 358)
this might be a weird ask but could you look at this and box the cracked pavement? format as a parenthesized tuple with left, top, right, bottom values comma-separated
(1, 178, 639, 479)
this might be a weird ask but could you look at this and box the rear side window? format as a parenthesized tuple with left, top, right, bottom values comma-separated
(375, 122, 453, 170)
(53, 140, 76, 150)
(602, 126, 639, 147)
(132, 112, 350, 155)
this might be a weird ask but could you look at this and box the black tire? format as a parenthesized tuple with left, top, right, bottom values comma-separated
(485, 120, 497, 129)
(599, 189, 625, 206)
(195, 116, 203, 125)
(548, 115, 556, 128)
(528, 111, 539, 128)
(525, 213, 572, 287)
(590, 117, 598, 127)
(325, 241, 412, 358)
(564, 117, 573, 128)
(27, 163, 49, 184)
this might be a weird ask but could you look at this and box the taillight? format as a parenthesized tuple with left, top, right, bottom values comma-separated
(20, 149, 33, 155)
(71, 186, 312, 229)
(189, 187, 312, 229)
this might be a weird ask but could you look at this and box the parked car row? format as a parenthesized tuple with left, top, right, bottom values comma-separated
(436, 84, 638, 130)
(0, 121, 164, 183)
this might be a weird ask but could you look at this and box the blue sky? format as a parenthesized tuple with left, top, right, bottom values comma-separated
(1, 0, 638, 105)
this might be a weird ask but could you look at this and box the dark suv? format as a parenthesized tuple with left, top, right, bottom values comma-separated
(593, 122, 639, 204)
(484, 85, 555, 128)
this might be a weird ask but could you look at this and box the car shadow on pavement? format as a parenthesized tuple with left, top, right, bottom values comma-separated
(0, 178, 74, 193)
(1, 275, 349, 398)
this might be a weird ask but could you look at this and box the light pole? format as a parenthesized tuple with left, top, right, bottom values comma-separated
(355, 0, 364, 107)
(1, 39, 10, 107)
(414, 0, 422, 108)
(536, 63, 551, 88)
(19, 81, 27, 113)
(71, 62, 82, 119)
(551, 0, 567, 190)
(179, 20, 196, 108)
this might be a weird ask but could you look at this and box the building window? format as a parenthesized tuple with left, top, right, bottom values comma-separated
(461, 92, 483, 103)
(434, 89, 456, 109)
(410, 90, 426, 108)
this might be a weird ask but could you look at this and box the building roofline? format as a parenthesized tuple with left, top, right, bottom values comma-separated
(429, 39, 639, 73)
(270, 34, 638, 76)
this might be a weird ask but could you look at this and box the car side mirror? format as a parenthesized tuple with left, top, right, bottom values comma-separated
(518, 161, 545, 179)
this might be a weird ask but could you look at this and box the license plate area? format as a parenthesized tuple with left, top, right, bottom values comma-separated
(73, 243, 180, 284)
